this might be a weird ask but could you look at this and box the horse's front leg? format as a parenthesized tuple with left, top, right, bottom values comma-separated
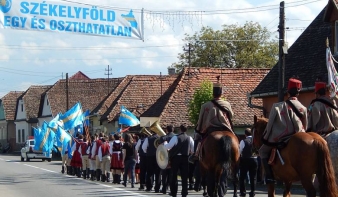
(283, 181, 292, 197)
(267, 183, 276, 197)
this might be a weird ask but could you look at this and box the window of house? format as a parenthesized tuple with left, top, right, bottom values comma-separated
(46, 99, 49, 106)
(21, 129, 25, 143)
(0, 128, 3, 140)
(21, 104, 23, 112)
(18, 129, 21, 143)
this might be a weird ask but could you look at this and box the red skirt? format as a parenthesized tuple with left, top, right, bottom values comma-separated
(110, 152, 124, 169)
(70, 151, 82, 167)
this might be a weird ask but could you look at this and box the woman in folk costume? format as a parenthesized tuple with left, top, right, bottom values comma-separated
(307, 81, 338, 134)
(70, 134, 84, 178)
(259, 78, 307, 184)
(110, 133, 124, 184)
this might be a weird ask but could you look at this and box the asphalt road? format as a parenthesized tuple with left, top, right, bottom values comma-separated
(0, 154, 310, 197)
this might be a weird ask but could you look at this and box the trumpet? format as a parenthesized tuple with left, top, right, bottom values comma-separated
(149, 120, 166, 148)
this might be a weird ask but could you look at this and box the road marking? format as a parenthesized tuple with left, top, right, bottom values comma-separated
(98, 184, 112, 188)
(23, 164, 39, 169)
(6, 160, 11, 162)
(0, 158, 4, 161)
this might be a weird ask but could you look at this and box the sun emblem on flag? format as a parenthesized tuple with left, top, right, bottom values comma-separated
(0, 0, 11, 13)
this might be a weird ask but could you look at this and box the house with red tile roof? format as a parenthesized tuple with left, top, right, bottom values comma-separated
(0, 91, 24, 151)
(38, 71, 122, 134)
(141, 68, 269, 135)
(94, 74, 178, 134)
(15, 85, 52, 148)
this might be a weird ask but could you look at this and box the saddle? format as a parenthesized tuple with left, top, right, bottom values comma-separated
(266, 137, 290, 165)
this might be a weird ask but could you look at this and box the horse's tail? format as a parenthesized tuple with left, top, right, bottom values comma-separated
(219, 135, 232, 178)
(314, 138, 338, 197)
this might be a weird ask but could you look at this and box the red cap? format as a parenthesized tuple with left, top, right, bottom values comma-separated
(315, 82, 326, 92)
(287, 78, 302, 90)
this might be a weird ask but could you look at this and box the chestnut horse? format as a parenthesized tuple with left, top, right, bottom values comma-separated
(199, 130, 240, 197)
(252, 115, 337, 197)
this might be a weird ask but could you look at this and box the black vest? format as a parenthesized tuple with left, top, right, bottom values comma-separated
(169, 133, 190, 157)
(139, 139, 146, 157)
(146, 135, 158, 156)
(241, 137, 254, 158)
(160, 132, 175, 144)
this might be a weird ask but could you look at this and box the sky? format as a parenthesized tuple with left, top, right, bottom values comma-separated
(0, 0, 329, 97)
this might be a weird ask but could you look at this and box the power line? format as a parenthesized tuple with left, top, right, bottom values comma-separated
(0, 55, 177, 61)
(0, 44, 182, 50)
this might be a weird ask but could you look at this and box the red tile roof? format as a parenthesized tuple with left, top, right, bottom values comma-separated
(1, 91, 24, 120)
(100, 75, 178, 122)
(46, 78, 122, 116)
(142, 68, 269, 127)
(69, 71, 91, 80)
(22, 85, 52, 120)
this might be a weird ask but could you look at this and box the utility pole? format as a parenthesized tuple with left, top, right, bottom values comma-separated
(278, 1, 285, 102)
(105, 65, 112, 95)
(66, 73, 69, 111)
(183, 43, 195, 70)
(160, 72, 162, 95)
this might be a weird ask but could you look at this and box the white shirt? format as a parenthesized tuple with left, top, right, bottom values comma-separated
(239, 136, 252, 154)
(98, 142, 112, 161)
(135, 139, 142, 152)
(141, 138, 149, 153)
(164, 134, 194, 155)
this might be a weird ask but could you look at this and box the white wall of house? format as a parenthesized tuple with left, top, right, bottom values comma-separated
(140, 117, 159, 127)
(42, 95, 52, 116)
(16, 99, 26, 120)
(38, 117, 53, 127)
(14, 121, 28, 144)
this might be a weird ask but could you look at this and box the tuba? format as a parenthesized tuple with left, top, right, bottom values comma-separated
(139, 127, 152, 137)
(149, 120, 166, 148)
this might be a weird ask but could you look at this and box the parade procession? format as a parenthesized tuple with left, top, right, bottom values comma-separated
(3, 0, 338, 197)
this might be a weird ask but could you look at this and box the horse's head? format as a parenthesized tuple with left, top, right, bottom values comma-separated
(252, 115, 268, 150)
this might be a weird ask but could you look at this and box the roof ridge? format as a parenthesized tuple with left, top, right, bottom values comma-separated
(158, 69, 187, 120)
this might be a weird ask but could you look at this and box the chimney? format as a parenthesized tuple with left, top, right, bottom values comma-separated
(168, 67, 176, 75)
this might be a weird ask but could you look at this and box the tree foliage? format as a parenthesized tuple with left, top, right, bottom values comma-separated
(188, 80, 213, 126)
(173, 21, 278, 71)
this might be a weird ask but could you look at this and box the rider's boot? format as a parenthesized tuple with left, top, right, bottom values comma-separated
(188, 141, 201, 163)
(261, 158, 275, 184)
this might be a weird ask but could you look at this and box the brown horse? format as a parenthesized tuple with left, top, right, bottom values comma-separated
(252, 115, 337, 197)
(199, 130, 240, 197)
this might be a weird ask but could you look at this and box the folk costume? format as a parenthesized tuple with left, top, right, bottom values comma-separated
(135, 135, 147, 190)
(307, 82, 338, 134)
(189, 81, 234, 163)
(79, 140, 89, 179)
(159, 126, 176, 194)
(70, 138, 83, 177)
(110, 138, 124, 184)
(142, 133, 161, 192)
(87, 140, 96, 181)
(98, 137, 112, 182)
(91, 136, 103, 181)
(259, 78, 307, 184)
(164, 125, 194, 197)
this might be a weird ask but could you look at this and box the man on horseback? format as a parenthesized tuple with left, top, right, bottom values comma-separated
(259, 78, 307, 184)
(307, 81, 338, 134)
(189, 77, 234, 163)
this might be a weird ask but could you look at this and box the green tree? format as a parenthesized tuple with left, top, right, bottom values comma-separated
(188, 80, 213, 125)
(173, 21, 278, 71)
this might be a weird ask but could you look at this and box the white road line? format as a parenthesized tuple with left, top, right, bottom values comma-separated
(6, 160, 11, 162)
(0, 158, 4, 161)
(23, 164, 40, 169)
(98, 184, 112, 188)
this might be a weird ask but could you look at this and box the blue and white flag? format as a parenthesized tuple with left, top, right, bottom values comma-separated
(35, 121, 55, 155)
(59, 103, 84, 131)
(33, 127, 41, 151)
(74, 124, 83, 136)
(83, 109, 90, 127)
(56, 126, 71, 156)
(118, 106, 140, 127)
(48, 113, 63, 131)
